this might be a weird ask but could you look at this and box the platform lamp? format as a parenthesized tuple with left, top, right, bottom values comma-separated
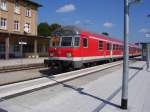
(121, 0, 142, 109)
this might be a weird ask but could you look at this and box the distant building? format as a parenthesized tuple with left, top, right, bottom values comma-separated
(136, 42, 150, 60)
(0, 0, 49, 59)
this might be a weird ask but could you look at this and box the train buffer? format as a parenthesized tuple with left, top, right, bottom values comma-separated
(0, 61, 150, 112)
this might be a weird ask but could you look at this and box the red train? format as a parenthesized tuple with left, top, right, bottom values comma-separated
(44, 26, 141, 69)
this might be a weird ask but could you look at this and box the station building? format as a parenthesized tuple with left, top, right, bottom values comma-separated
(0, 0, 49, 59)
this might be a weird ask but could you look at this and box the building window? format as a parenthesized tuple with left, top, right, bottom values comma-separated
(14, 45, 20, 52)
(14, 0, 20, 14)
(14, 20, 19, 31)
(24, 23, 30, 33)
(0, 43, 5, 52)
(98, 41, 103, 50)
(25, 8, 31, 17)
(0, 0, 7, 11)
(38, 45, 42, 53)
(0, 18, 7, 30)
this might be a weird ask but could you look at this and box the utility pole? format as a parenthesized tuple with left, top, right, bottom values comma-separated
(121, 0, 129, 109)
(121, 0, 141, 109)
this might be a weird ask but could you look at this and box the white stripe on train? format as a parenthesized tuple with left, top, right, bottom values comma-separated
(48, 53, 140, 61)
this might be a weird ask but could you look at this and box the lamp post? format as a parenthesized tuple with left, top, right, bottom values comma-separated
(121, 0, 141, 109)
(121, 0, 129, 109)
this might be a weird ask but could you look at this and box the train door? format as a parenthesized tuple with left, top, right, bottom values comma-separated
(106, 42, 111, 58)
(103, 41, 107, 58)
(81, 37, 88, 62)
(98, 40, 104, 59)
(110, 43, 113, 59)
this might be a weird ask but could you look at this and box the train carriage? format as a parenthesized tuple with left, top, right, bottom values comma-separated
(44, 26, 141, 69)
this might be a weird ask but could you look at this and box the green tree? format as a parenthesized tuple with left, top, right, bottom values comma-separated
(38, 23, 61, 36)
(38, 22, 51, 36)
(49, 23, 61, 34)
(102, 32, 109, 36)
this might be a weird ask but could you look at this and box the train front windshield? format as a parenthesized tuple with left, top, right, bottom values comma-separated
(50, 36, 80, 47)
(61, 37, 72, 47)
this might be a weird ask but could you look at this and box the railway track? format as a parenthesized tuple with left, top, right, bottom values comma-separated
(0, 63, 45, 73)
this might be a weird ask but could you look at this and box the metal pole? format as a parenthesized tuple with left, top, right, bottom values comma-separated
(20, 40, 23, 58)
(121, 0, 129, 109)
(147, 44, 150, 69)
(147, 14, 150, 69)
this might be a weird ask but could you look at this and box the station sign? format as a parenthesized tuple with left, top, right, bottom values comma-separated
(19, 42, 27, 45)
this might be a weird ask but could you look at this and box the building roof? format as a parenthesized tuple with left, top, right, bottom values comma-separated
(25, 0, 42, 7)
(0, 32, 49, 39)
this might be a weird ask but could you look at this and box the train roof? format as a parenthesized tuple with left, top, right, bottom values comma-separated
(51, 25, 139, 48)
(51, 25, 84, 36)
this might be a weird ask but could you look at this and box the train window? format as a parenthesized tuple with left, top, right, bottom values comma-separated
(116, 45, 119, 50)
(118, 45, 120, 50)
(113, 44, 115, 50)
(107, 43, 111, 50)
(98, 41, 103, 50)
(61, 37, 73, 47)
(74, 37, 80, 47)
(119, 45, 121, 50)
(83, 38, 88, 47)
(51, 36, 60, 47)
(121, 46, 123, 50)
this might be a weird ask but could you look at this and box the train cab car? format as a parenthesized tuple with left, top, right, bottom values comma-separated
(44, 26, 84, 69)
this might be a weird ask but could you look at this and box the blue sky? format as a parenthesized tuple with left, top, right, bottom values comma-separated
(33, 0, 150, 43)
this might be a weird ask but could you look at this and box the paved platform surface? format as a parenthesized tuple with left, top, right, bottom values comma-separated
(0, 61, 122, 98)
(0, 58, 47, 68)
(0, 61, 149, 112)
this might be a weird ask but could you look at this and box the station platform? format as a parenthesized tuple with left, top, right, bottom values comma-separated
(0, 58, 46, 68)
(0, 61, 150, 112)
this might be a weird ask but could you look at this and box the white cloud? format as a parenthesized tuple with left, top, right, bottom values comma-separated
(56, 4, 76, 13)
(139, 28, 149, 33)
(103, 22, 114, 28)
(84, 20, 94, 25)
(75, 20, 80, 25)
(146, 33, 150, 37)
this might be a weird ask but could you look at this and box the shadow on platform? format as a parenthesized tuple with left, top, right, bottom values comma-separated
(129, 66, 143, 70)
(49, 78, 121, 110)
(129, 57, 145, 61)
(39, 67, 66, 76)
(0, 108, 8, 112)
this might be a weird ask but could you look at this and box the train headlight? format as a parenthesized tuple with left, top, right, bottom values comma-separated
(50, 53, 54, 57)
(67, 53, 72, 57)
